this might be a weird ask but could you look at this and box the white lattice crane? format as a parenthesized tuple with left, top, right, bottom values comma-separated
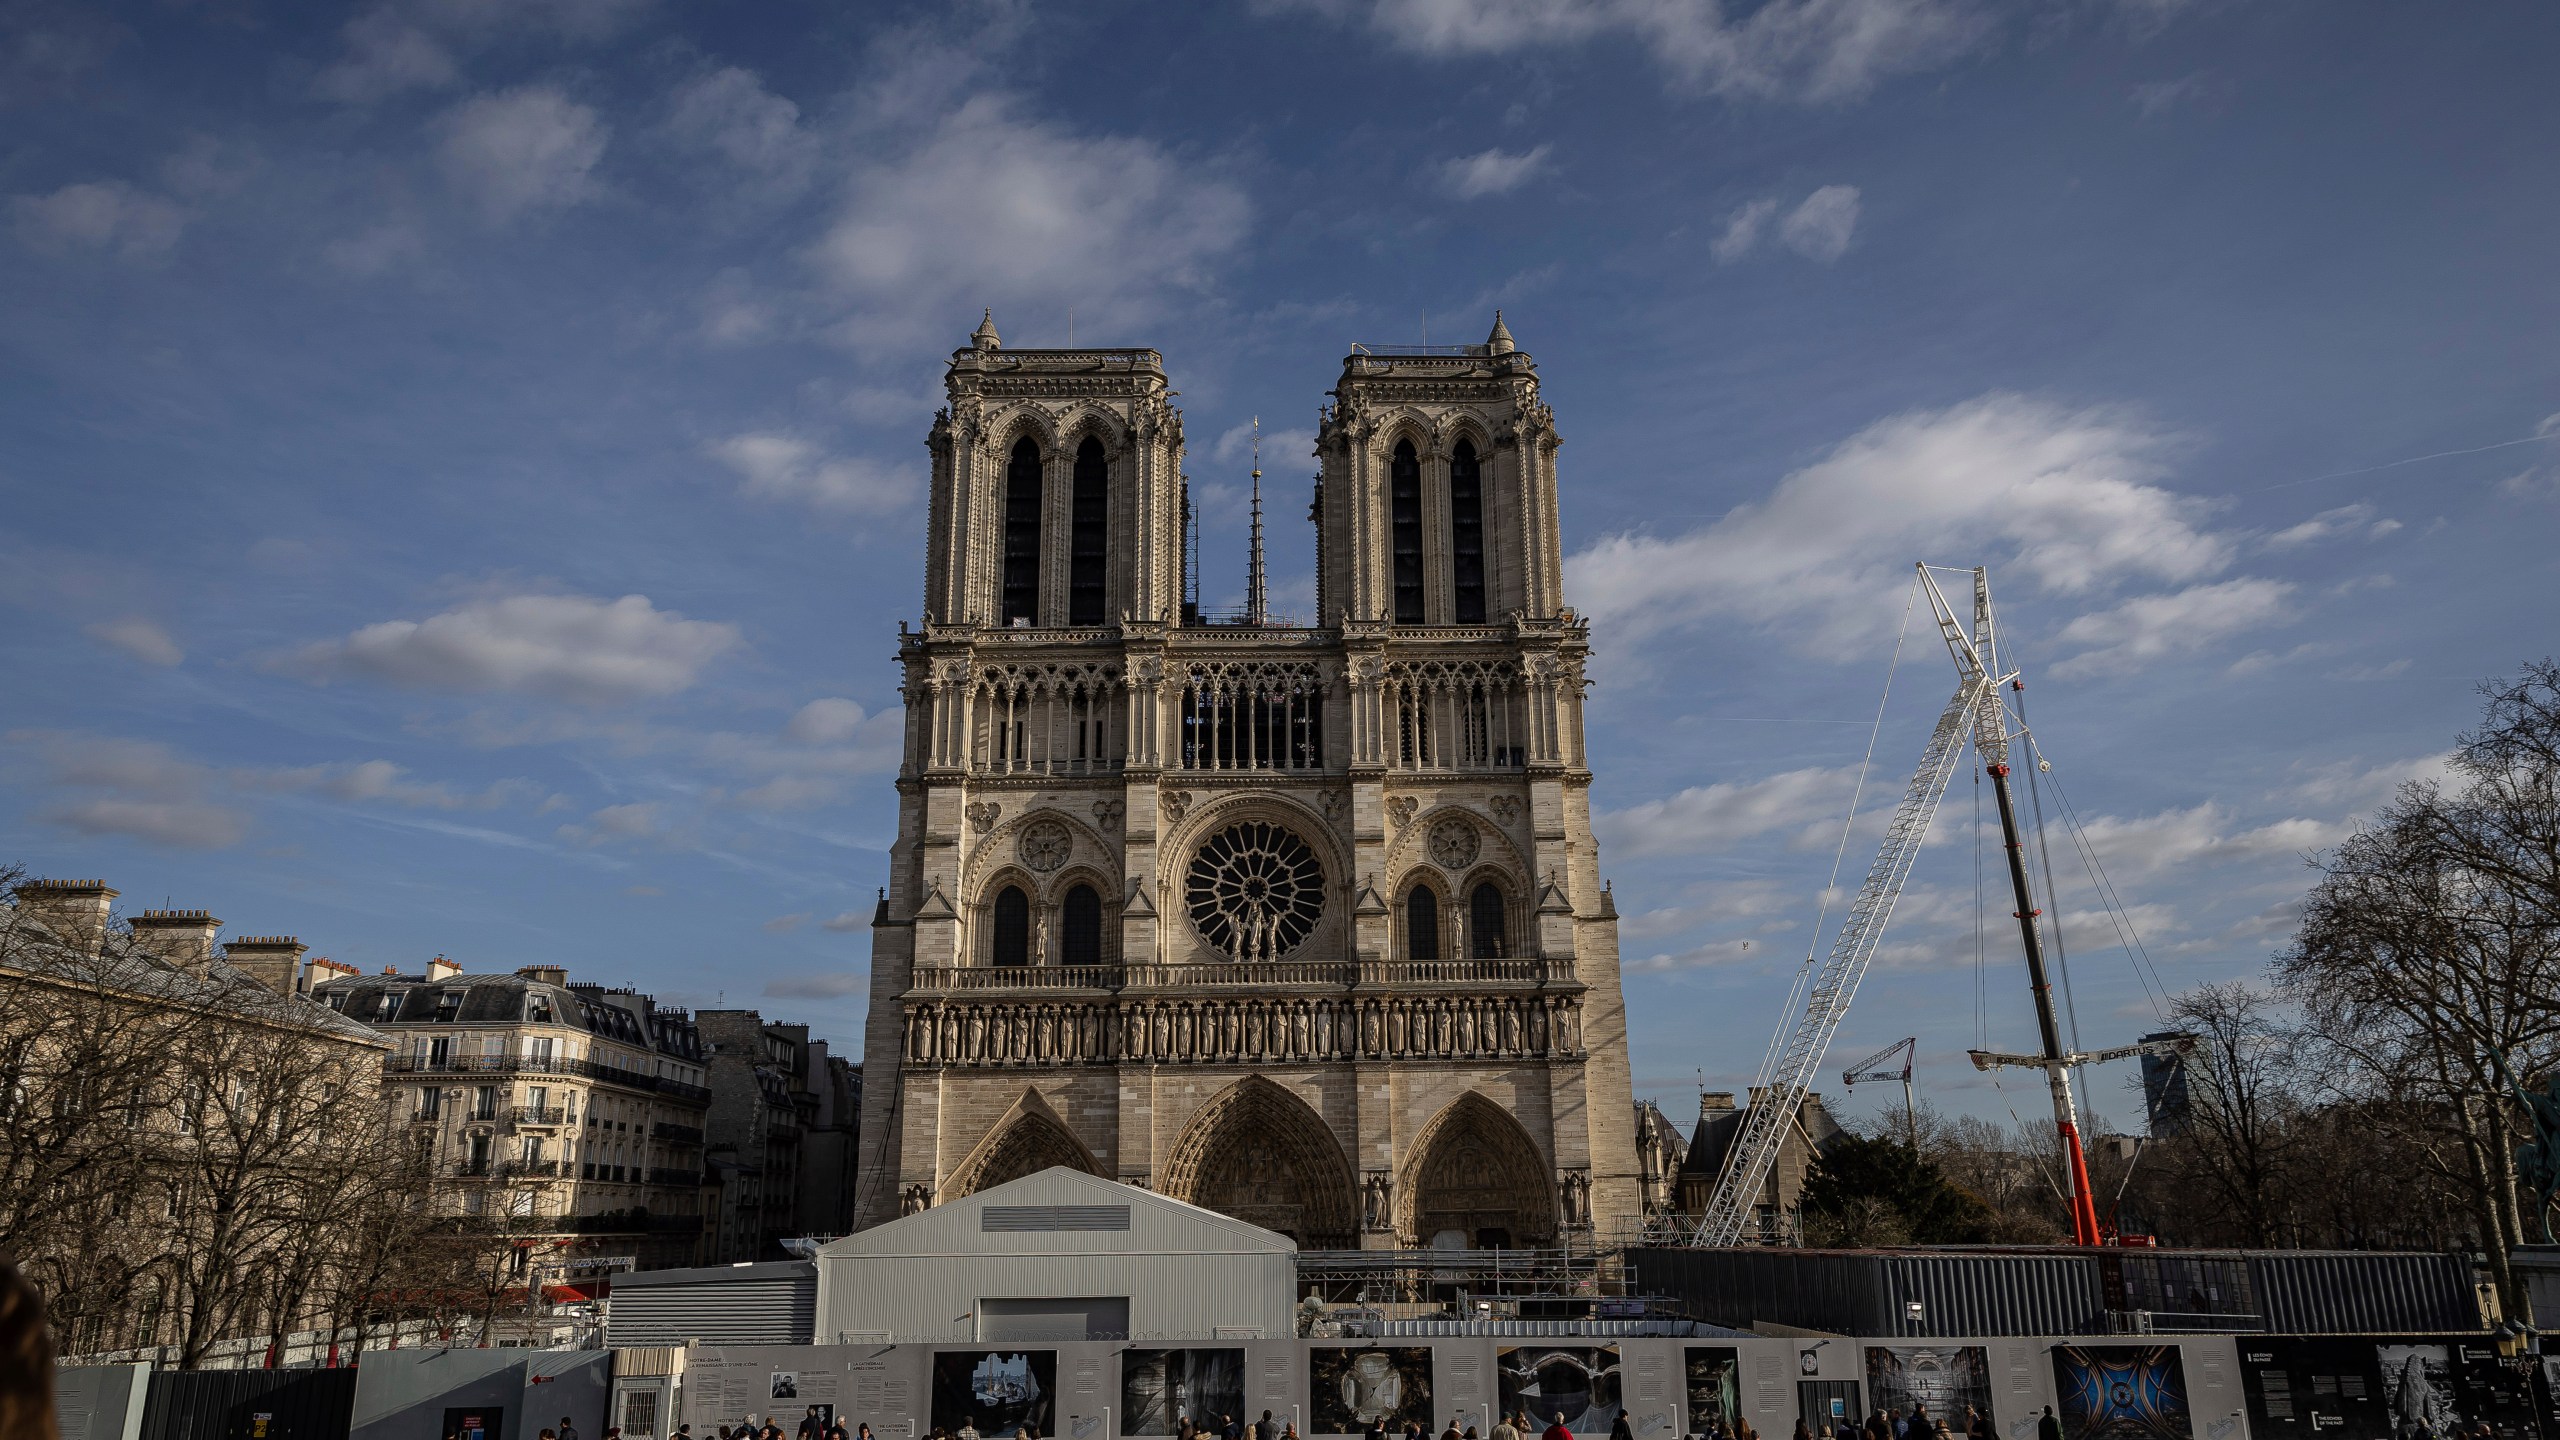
(1842, 1036, 1919, 1150)
(1688, 564, 2000, 1247)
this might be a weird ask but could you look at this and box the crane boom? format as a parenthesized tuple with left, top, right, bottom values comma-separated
(1690, 659, 1990, 1246)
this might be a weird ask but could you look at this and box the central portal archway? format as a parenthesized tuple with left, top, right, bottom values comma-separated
(1399, 1093, 1557, 1248)
(1162, 1076, 1358, 1248)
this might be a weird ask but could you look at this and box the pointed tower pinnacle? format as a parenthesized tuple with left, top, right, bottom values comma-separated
(1246, 416, 1268, 625)
(1486, 309, 1516, 355)
(972, 309, 1001, 351)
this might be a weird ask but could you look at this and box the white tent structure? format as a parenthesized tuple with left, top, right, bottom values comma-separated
(814, 1168, 1298, 1343)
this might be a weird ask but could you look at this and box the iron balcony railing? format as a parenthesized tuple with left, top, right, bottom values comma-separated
(652, 1122, 704, 1146)
(497, 1159, 562, 1179)
(509, 1106, 566, 1126)
(387, 1052, 712, 1103)
(909, 956, 1568, 994)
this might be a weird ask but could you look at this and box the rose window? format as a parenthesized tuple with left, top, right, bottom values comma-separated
(1185, 820, 1326, 961)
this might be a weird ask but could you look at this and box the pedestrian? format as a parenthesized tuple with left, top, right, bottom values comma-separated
(1544, 1415, 1575, 1440)
(962, 1419, 982, 1440)
(1257, 1412, 1282, 1440)
(1737, 1418, 1758, 1440)
(1285, 1426, 1302, 1440)
(1907, 1405, 1931, 1440)
(1443, 1420, 1464, 1440)
(1493, 1414, 1522, 1440)
(1613, 1415, 1635, 1440)
(2037, 1408, 2062, 1440)
(1792, 1422, 1813, 1440)
(859, 1426, 875, 1440)
(1180, 1418, 1197, 1440)
(563, 1417, 582, 1440)
(1226, 1415, 1245, 1440)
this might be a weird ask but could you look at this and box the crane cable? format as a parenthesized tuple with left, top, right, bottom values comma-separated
(1752, 572, 1921, 1093)
(2025, 732, 2174, 1019)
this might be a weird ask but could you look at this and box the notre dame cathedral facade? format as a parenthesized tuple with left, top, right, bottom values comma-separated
(849, 311, 1640, 1249)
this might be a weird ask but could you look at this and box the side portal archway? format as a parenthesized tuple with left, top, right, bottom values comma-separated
(947, 1089, 1104, 1197)
(1398, 1092, 1556, 1249)
(1162, 1076, 1358, 1248)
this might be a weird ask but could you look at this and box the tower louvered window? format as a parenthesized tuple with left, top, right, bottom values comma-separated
(1406, 885, 1441, 961)
(1069, 437, 1108, 625)
(1003, 437, 1042, 625)
(1391, 439, 1424, 623)
(992, 886, 1031, 966)
(1451, 438, 1486, 623)
(1061, 884, 1102, 966)
(1470, 882, 1508, 959)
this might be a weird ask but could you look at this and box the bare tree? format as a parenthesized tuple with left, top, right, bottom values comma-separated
(2148, 982, 2306, 1246)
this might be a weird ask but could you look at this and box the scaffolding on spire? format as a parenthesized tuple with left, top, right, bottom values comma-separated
(1246, 416, 1268, 625)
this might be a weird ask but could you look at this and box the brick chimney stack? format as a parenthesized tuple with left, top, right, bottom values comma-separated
(130, 909, 221, 969)
(225, 936, 309, 995)
(426, 955, 463, 982)
(10, 878, 119, 953)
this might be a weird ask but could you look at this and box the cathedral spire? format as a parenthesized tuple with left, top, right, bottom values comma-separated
(1246, 415, 1268, 625)
(972, 308, 1001, 351)
(1486, 309, 1516, 355)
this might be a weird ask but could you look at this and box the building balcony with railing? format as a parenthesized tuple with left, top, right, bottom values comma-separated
(509, 1105, 566, 1126)
(652, 1121, 704, 1146)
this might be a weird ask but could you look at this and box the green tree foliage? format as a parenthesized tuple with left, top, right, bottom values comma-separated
(1802, 1131, 1997, 1245)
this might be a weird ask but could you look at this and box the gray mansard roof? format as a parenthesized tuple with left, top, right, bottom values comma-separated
(315, 971, 704, 1062)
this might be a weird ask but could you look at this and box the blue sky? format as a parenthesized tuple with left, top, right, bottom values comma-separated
(5, 0, 2556, 1133)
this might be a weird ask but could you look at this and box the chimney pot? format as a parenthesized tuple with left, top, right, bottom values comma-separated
(130, 908, 222, 969)
(516, 964, 569, 986)
(224, 936, 309, 996)
(11, 878, 120, 953)
(426, 955, 463, 982)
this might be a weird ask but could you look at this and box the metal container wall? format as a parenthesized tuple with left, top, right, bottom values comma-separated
(606, 1262, 817, 1346)
(140, 1368, 358, 1440)
(1875, 1253, 2105, 1336)
(2249, 1251, 2478, 1334)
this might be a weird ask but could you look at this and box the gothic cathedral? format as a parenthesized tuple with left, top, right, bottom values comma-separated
(850, 312, 1641, 1248)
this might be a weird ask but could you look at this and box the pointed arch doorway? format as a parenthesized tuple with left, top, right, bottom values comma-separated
(1399, 1093, 1557, 1248)
(1161, 1076, 1359, 1248)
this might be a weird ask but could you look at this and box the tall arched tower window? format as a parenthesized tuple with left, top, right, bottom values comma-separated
(1406, 884, 1441, 961)
(1061, 883, 1102, 966)
(1450, 438, 1486, 624)
(992, 885, 1031, 966)
(1391, 439, 1424, 624)
(1069, 437, 1108, 625)
(1003, 437, 1042, 625)
(1469, 882, 1507, 959)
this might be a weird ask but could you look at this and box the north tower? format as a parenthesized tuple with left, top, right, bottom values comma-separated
(850, 313, 1641, 1247)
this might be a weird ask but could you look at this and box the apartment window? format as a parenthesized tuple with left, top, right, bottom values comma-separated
(527, 1085, 548, 1114)
(417, 1088, 442, 1121)
(474, 1086, 498, 1120)
(427, 1037, 451, 1067)
(528, 1037, 555, 1065)
(434, 990, 462, 1020)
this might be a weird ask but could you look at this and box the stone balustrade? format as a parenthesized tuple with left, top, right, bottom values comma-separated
(900, 989, 1584, 1069)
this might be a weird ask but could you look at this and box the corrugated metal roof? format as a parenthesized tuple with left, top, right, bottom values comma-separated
(982, 1204, 1132, 1232)
(606, 1267, 815, 1346)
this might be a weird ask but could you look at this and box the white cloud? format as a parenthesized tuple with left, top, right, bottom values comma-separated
(1710, 198, 1777, 263)
(313, 7, 458, 103)
(667, 67, 816, 197)
(558, 800, 663, 847)
(1437, 144, 1552, 199)
(286, 592, 740, 704)
(763, 912, 808, 934)
(242, 759, 530, 810)
(1568, 392, 2227, 654)
(1310, 0, 1993, 102)
(2070, 801, 2337, 881)
(788, 697, 872, 745)
(820, 910, 872, 933)
(85, 616, 182, 666)
(11, 180, 187, 259)
(324, 222, 428, 277)
(2275, 752, 2453, 812)
(1599, 766, 1860, 858)
(2048, 577, 2297, 677)
(12, 731, 246, 850)
(806, 94, 1248, 346)
(434, 86, 608, 223)
(2264, 502, 2393, 550)
(1212, 422, 1318, 471)
(2129, 73, 2209, 119)
(1778, 184, 1861, 261)
(708, 433, 915, 515)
